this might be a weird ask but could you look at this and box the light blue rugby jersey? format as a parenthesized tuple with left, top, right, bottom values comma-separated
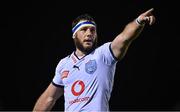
(52, 42, 118, 112)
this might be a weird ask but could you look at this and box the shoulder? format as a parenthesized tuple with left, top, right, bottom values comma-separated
(60, 55, 71, 63)
(95, 42, 111, 51)
(56, 55, 71, 69)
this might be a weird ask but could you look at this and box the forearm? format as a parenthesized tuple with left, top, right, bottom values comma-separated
(118, 19, 144, 43)
(111, 19, 144, 60)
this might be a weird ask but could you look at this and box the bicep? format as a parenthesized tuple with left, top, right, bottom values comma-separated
(111, 34, 131, 60)
(43, 83, 64, 100)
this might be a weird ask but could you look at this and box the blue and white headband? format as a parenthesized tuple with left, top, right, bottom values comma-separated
(72, 21, 96, 38)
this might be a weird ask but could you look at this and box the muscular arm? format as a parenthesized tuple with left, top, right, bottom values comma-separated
(33, 83, 64, 111)
(111, 8, 156, 60)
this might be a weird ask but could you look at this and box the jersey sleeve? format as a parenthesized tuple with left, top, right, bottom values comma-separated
(98, 42, 118, 65)
(52, 59, 65, 87)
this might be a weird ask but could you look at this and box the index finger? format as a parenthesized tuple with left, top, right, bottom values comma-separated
(143, 8, 154, 16)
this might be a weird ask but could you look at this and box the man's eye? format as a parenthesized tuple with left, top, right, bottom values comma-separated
(81, 28, 87, 31)
(91, 28, 95, 32)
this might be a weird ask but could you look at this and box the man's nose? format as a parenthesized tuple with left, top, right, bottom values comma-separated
(86, 29, 93, 35)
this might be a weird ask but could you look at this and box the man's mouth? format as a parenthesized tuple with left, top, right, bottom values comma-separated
(84, 39, 93, 43)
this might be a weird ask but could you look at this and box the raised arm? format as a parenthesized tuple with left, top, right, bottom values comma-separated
(33, 83, 64, 111)
(111, 8, 156, 60)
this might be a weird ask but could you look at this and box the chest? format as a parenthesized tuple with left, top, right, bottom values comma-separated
(61, 58, 98, 86)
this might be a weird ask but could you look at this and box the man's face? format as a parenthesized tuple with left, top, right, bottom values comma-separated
(74, 26, 97, 53)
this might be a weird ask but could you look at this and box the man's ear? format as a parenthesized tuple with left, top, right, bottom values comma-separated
(74, 33, 77, 39)
(73, 33, 77, 39)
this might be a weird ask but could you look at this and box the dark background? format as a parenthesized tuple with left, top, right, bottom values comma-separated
(1, 0, 180, 111)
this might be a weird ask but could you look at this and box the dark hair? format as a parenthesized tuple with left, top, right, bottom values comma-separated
(72, 14, 96, 29)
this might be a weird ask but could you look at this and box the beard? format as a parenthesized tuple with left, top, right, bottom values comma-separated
(74, 37, 97, 54)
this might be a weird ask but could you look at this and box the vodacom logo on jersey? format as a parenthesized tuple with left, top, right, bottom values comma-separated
(71, 80, 85, 96)
(70, 80, 90, 104)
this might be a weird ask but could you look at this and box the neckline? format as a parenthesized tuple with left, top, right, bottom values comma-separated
(73, 51, 87, 60)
